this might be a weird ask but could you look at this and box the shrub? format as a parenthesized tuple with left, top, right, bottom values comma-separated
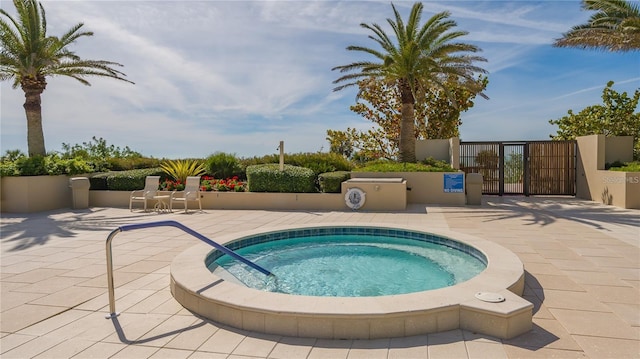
(206, 152, 243, 179)
(44, 155, 93, 175)
(609, 161, 640, 172)
(160, 159, 206, 183)
(284, 152, 353, 176)
(354, 160, 454, 172)
(15, 156, 47, 176)
(246, 164, 316, 193)
(88, 172, 112, 190)
(0, 150, 23, 176)
(106, 157, 162, 171)
(0, 162, 18, 176)
(318, 171, 351, 193)
(60, 136, 152, 172)
(240, 152, 353, 177)
(106, 168, 164, 191)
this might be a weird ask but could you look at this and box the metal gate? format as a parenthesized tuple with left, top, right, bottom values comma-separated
(459, 141, 576, 196)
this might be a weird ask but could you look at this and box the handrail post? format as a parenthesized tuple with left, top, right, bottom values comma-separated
(105, 228, 122, 319)
(104, 220, 272, 320)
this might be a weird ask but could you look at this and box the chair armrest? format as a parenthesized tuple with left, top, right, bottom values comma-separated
(130, 189, 144, 196)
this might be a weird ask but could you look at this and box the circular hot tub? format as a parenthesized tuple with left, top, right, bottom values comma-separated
(170, 223, 532, 339)
(207, 226, 487, 296)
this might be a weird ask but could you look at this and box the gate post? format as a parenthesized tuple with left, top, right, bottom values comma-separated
(523, 143, 530, 197)
(466, 173, 483, 205)
(499, 144, 505, 196)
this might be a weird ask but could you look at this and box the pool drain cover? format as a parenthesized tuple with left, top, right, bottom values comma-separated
(475, 292, 505, 303)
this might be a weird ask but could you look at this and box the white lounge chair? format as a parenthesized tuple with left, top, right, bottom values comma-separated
(129, 176, 169, 212)
(170, 176, 202, 213)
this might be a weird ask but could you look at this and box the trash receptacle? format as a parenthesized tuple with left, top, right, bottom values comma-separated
(69, 177, 90, 209)
(465, 173, 483, 205)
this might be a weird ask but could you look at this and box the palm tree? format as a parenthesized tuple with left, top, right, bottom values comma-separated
(333, 2, 487, 163)
(0, 0, 133, 157)
(554, 0, 640, 52)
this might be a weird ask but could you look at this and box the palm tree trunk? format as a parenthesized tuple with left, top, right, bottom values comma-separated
(398, 79, 416, 163)
(22, 85, 47, 157)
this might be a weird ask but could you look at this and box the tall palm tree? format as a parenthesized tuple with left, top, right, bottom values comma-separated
(333, 2, 487, 163)
(0, 0, 133, 157)
(554, 0, 640, 52)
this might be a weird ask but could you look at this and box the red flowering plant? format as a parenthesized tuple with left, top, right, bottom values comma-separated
(200, 175, 246, 192)
(160, 179, 184, 191)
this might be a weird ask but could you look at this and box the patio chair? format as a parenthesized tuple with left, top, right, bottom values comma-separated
(170, 176, 203, 213)
(129, 176, 169, 212)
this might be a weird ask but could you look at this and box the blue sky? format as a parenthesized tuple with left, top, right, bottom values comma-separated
(1, 0, 639, 159)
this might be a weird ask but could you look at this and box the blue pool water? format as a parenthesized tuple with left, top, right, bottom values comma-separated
(207, 229, 486, 297)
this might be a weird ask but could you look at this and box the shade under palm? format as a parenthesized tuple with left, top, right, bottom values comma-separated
(332, 2, 487, 163)
(0, 0, 134, 157)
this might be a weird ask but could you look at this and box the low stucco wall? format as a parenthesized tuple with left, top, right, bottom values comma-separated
(200, 191, 345, 211)
(91, 190, 346, 211)
(351, 172, 466, 205)
(586, 170, 640, 209)
(576, 135, 639, 209)
(415, 138, 460, 169)
(342, 178, 407, 211)
(0, 175, 72, 213)
(94, 187, 411, 212)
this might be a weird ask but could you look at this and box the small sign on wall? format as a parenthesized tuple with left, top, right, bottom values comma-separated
(444, 173, 464, 193)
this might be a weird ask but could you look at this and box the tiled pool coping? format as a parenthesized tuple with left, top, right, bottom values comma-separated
(205, 225, 488, 268)
(170, 223, 533, 340)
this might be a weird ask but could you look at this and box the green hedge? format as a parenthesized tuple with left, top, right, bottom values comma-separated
(90, 168, 164, 191)
(0, 154, 94, 176)
(240, 152, 353, 177)
(88, 172, 114, 190)
(246, 164, 316, 193)
(354, 159, 454, 172)
(318, 171, 351, 193)
(206, 152, 243, 179)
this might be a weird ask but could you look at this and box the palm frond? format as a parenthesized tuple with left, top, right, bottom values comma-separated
(1, 0, 134, 86)
(554, 0, 640, 51)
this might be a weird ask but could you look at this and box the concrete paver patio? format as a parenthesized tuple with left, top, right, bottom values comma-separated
(1, 196, 638, 358)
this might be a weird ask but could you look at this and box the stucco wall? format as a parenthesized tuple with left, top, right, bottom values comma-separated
(576, 135, 639, 209)
(415, 138, 460, 169)
(350, 172, 466, 205)
(0, 175, 72, 213)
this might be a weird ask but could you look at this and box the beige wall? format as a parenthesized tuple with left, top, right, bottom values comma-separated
(415, 138, 460, 169)
(90, 190, 346, 211)
(0, 175, 71, 213)
(351, 172, 466, 205)
(576, 135, 639, 209)
(2, 170, 467, 213)
(201, 192, 345, 211)
(342, 178, 407, 211)
(605, 136, 634, 164)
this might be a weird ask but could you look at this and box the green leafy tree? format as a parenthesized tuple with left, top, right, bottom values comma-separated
(60, 136, 141, 160)
(554, 0, 640, 52)
(327, 75, 487, 160)
(549, 81, 640, 159)
(0, 0, 134, 157)
(332, 2, 487, 163)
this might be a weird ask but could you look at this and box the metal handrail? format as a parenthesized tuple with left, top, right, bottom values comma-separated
(105, 220, 272, 319)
